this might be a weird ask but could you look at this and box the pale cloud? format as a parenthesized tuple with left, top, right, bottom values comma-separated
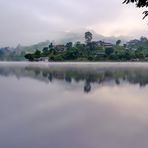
(0, 0, 147, 46)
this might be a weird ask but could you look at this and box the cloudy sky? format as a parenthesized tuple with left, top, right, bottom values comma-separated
(0, 0, 147, 47)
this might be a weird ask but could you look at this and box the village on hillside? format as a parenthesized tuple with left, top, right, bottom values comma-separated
(1, 32, 148, 62)
(24, 32, 148, 62)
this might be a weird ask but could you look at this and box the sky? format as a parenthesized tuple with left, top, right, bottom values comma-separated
(0, 0, 148, 47)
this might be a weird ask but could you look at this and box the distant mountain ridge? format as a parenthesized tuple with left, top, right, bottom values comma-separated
(15, 40, 51, 52)
(0, 31, 131, 53)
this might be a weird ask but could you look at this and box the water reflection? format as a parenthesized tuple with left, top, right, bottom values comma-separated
(1, 63, 148, 148)
(0, 63, 148, 93)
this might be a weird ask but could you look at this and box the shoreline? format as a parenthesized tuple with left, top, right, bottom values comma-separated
(0, 61, 148, 68)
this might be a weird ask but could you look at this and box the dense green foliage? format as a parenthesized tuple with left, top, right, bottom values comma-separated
(24, 32, 148, 62)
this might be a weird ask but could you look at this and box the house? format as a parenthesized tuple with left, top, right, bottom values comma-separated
(95, 41, 114, 48)
(41, 57, 49, 62)
(102, 42, 114, 48)
(55, 45, 67, 52)
(127, 39, 139, 46)
(33, 58, 42, 62)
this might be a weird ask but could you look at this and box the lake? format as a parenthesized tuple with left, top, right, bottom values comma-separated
(0, 62, 148, 148)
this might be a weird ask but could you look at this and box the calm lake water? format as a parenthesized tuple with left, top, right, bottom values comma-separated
(1, 62, 148, 148)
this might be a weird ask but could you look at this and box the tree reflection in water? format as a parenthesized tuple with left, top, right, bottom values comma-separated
(1, 64, 148, 93)
(84, 81, 91, 93)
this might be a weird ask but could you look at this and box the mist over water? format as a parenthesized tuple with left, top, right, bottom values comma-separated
(0, 62, 148, 148)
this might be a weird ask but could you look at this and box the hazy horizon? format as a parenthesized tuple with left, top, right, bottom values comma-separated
(0, 0, 148, 47)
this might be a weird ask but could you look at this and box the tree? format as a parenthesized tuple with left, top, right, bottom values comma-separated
(123, 0, 148, 19)
(65, 47, 79, 60)
(123, 44, 127, 48)
(75, 41, 81, 48)
(42, 47, 49, 56)
(84, 81, 91, 93)
(89, 41, 97, 50)
(116, 40, 121, 46)
(49, 43, 56, 54)
(105, 48, 114, 56)
(123, 0, 148, 8)
(34, 49, 41, 59)
(0, 50, 4, 57)
(137, 46, 144, 51)
(124, 51, 132, 60)
(85, 32, 93, 44)
(24, 53, 34, 61)
(49, 43, 53, 49)
(135, 50, 145, 59)
(66, 42, 73, 49)
(52, 55, 64, 61)
(140, 36, 147, 42)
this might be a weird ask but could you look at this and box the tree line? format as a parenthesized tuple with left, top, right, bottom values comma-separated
(25, 32, 148, 62)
